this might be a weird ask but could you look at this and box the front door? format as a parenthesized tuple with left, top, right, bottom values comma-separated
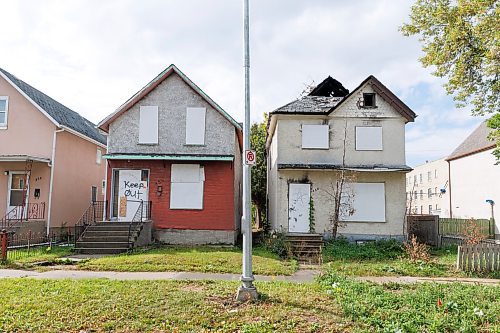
(112, 169, 149, 221)
(288, 183, 311, 233)
(7, 172, 28, 218)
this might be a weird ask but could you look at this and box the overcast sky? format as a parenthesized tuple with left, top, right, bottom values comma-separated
(1, 0, 486, 166)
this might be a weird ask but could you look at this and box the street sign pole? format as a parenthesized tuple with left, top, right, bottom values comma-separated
(236, 0, 258, 301)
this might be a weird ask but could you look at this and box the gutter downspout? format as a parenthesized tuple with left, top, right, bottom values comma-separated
(47, 128, 64, 235)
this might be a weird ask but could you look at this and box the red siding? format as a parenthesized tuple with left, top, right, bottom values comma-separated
(106, 160, 235, 230)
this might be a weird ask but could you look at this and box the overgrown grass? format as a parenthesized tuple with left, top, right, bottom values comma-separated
(319, 271, 499, 332)
(0, 279, 347, 332)
(323, 239, 500, 279)
(0, 246, 73, 269)
(78, 246, 298, 276)
(0, 278, 497, 332)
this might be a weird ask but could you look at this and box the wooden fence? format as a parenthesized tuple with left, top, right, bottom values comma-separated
(457, 243, 500, 272)
(439, 218, 493, 237)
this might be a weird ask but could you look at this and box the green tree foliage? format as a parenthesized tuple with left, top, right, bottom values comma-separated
(401, 1, 499, 158)
(250, 114, 268, 229)
(487, 113, 500, 162)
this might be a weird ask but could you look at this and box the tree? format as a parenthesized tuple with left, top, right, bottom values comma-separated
(320, 120, 356, 238)
(401, 1, 499, 156)
(487, 113, 500, 162)
(250, 114, 268, 230)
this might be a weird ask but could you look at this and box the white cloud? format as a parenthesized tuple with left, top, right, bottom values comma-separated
(0, 0, 486, 165)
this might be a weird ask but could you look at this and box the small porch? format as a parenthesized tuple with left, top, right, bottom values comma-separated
(0, 155, 50, 234)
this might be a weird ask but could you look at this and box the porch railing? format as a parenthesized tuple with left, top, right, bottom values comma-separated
(128, 200, 152, 249)
(74, 201, 107, 245)
(0, 203, 46, 230)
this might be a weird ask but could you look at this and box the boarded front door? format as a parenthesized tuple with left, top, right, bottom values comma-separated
(116, 170, 148, 221)
(288, 183, 311, 233)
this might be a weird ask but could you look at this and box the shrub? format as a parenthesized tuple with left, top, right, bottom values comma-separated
(261, 232, 292, 259)
(404, 235, 430, 263)
(323, 238, 403, 261)
(463, 218, 487, 245)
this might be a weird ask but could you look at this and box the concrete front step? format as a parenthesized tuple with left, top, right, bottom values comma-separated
(79, 236, 131, 243)
(83, 231, 131, 237)
(85, 225, 135, 232)
(74, 247, 130, 255)
(77, 241, 131, 249)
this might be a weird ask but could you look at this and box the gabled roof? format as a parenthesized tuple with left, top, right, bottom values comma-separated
(0, 68, 106, 145)
(270, 95, 343, 115)
(327, 75, 416, 122)
(446, 121, 495, 161)
(269, 75, 416, 123)
(97, 64, 242, 132)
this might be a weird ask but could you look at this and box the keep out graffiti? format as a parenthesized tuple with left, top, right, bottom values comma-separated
(123, 181, 148, 199)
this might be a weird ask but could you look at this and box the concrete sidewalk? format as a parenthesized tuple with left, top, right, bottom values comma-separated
(0, 268, 320, 283)
(355, 276, 499, 286)
(0, 269, 498, 285)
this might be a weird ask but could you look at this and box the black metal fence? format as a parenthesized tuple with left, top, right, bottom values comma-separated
(1, 230, 63, 261)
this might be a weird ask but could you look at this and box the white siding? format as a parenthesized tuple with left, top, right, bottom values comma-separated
(138, 106, 158, 144)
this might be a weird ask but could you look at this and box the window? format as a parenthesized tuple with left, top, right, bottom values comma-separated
(0, 96, 8, 127)
(413, 175, 417, 184)
(414, 191, 417, 200)
(341, 183, 385, 222)
(91, 186, 97, 203)
(427, 188, 432, 198)
(434, 169, 438, 178)
(170, 164, 204, 209)
(355, 127, 383, 151)
(428, 205, 432, 214)
(96, 149, 102, 164)
(419, 174, 423, 183)
(301, 124, 329, 149)
(420, 205, 423, 214)
(139, 106, 159, 144)
(101, 180, 106, 195)
(427, 171, 432, 182)
(419, 190, 423, 199)
(362, 93, 376, 108)
(186, 107, 206, 145)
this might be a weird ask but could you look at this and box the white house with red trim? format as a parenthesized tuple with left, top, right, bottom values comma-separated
(266, 76, 416, 241)
(97, 64, 242, 245)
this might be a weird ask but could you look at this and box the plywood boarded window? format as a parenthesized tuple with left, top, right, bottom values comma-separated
(342, 183, 385, 222)
(355, 127, 383, 151)
(139, 106, 159, 144)
(301, 124, 329, 149)
(186, 107, 206, 145)
(170, 164, 204, 209)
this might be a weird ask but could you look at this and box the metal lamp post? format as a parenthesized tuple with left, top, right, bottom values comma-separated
(236, 0, 258, 302)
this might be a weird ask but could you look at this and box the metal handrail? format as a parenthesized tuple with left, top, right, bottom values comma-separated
(74, 201, 106, 245)
(127, 200, 152, 250)
(0, 203, 46, 230)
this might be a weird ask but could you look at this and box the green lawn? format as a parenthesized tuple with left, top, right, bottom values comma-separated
(0, 278, 497, 332)
(77, 246, 298, 276)
(0, 279, 346, 333)
(1, 246, 73, 269)
(319, 271, 499, 332)
(322, 239, 500, 279)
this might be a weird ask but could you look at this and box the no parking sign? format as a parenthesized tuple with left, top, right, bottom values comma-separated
(245, 150, 256, 166)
